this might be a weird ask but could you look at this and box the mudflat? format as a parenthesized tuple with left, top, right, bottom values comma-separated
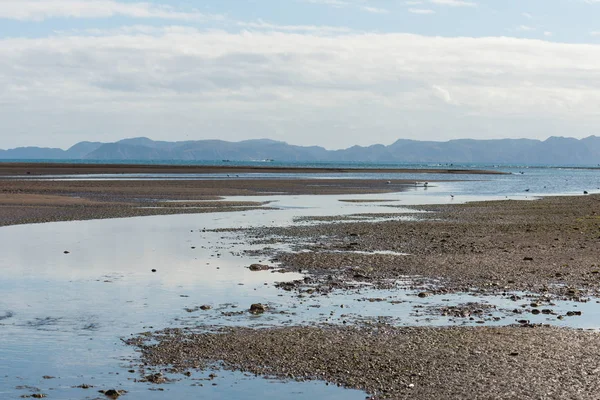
(3, 163, 600, 399)
(0, 162, 488, 225)
(125, 193, 600, 399)
(0, 162, 506, 176)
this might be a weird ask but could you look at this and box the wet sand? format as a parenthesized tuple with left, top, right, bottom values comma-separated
(256, 194, 600, 298)
(0, 162, 506, 176)
(0, 163, 483, 226)
(128, 324, 600, 400)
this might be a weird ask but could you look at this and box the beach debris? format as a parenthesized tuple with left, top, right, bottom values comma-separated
(249, 303, 267, 314)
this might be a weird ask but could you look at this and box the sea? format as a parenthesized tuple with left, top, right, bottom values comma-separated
(1, 159, 599, 399)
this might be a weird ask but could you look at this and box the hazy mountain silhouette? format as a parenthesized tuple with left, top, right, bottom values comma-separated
(1, 136, 599, 165)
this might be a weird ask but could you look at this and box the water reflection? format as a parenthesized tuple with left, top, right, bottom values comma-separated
(0, 187, 598, 399)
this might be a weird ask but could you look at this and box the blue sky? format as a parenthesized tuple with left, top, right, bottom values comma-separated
(1, 0, 600, 149)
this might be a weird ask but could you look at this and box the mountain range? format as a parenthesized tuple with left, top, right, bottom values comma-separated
(1, 136, 600, 165)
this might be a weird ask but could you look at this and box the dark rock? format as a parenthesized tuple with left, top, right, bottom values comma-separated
(417, 292, 430, 298)
(77, 384, 93, 389)
(249, 264, 272, 271)
(523, 257, 533, 261)
(249, 303, 266, 314)
(63, 251, 70, 254)
(99, 389, 126, 398)
(151, 269, 157, 273)
(200, 305, 212, 310)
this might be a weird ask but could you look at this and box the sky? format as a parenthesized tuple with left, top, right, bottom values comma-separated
(1, 0, 600, 150)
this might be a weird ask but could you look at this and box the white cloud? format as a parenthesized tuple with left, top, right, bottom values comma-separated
(361, 6, 389, 14)
(0, 0, 213, 21)
(237, 21, 353, 34)
(429, 0, 477, 7)
(303, 0, 349, 7)
(2, 28, 600, 148)
(516, 25, 536, 32)
(409, 8, 435, 14)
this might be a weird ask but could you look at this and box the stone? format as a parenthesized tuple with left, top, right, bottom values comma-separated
(249, 303, 267, 314)
(249, 264, 272, 271)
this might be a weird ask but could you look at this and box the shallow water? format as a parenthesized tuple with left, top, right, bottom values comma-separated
(1, 172, 600, 398)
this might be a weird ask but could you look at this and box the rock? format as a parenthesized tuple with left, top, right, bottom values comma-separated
(151, 269, 157, 273)
(249, 303, 267, 314)
(143, 373, 168, 384)
(63, 251, 70, 254)
(531, 309, 541, 315)
(99, 389, 126, 398)
(417, 292, 430, 298)
(200, 305, 212, 310)
(523, 257, 533, 261)
(249, 264, 272, 271)
(77, 384, 92, 389)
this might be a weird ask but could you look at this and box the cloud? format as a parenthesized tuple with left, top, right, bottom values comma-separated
(237, 21, 353, 34)
(409, 8, 435, 14)
(429, 0, 477, 7)
(432, 85, 456, 105)
(0, 0, 213, 21)
(2, 28, 600, 148)
(361, 6, 389, 14)
(516, 25, 536, 32)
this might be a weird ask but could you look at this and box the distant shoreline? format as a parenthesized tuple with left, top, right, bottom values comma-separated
(0, 162, 508, 176)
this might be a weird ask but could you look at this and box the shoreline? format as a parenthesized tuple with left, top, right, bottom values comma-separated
(0, 162, 507, 176)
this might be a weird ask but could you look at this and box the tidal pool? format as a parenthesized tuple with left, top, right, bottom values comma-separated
(0, 189, 596, 399)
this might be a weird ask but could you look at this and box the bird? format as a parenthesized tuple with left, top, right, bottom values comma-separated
(424, 182, 429, 187)
(584, 191, 589, 195)
(386, 181, 391, 185)
(525, 189, 530, 192)
(450, 195, 454, 199)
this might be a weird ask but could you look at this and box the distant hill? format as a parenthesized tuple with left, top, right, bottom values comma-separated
(1, 136, 600, 165)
